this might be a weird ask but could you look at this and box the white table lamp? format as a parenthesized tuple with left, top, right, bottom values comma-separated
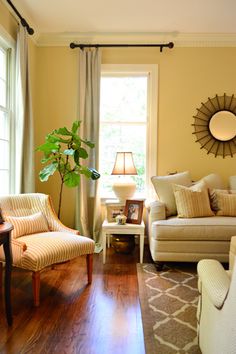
(111, 152, 137, 202)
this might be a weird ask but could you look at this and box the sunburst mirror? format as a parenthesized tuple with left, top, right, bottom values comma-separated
(192, 94, 236, 158)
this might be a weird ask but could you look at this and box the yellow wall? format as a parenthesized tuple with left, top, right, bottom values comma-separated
(2, 1, 236, 227)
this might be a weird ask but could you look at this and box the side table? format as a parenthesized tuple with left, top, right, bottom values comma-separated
(0, 222, 13, 326)
(102, 219, 145, 264)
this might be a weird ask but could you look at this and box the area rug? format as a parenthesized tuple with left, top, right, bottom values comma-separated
(137, 263, 201, 354)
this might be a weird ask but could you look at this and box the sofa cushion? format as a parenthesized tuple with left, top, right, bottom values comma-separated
(151, 216, 236, 242)
(151, 171, 192, 216)
(5, 212, 49, 239)
(216, 193, 236, 216)
(173, 182, 214, 218)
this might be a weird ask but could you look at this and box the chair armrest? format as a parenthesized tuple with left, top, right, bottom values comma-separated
(229, 236, 236, 271)
(0, 238, 27, 265)
(146, 200, 166, 221)
(197, 259, 230, 309)
(46, 196, 80, 235)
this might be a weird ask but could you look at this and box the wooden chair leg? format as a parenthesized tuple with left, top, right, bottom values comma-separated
(0, 262, 2, 289)
(86, 254, 93, 284)
(32, 271, 40, 307)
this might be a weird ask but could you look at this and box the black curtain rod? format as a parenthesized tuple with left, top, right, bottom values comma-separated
(70, 41, 174, 52)
(6, 0, 34, 35)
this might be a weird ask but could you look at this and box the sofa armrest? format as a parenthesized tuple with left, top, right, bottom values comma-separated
(146, 200, 166, 221)
(0, 238, 27, 265)
(198, 259, 230, 309)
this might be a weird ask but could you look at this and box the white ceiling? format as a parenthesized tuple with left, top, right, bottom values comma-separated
(9, 0, 236, 35)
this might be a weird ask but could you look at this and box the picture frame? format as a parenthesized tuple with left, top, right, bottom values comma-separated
(106, 204, 125, 222)
(124, 200, 144, 224)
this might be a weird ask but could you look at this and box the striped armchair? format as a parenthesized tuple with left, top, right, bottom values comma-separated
(0, 193, 95, 306)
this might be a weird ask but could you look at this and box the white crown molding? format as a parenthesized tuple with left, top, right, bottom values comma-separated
(36, 31, 236, 48)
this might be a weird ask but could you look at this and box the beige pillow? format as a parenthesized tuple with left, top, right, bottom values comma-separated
(216, 193, 236, 216)
(5, 212, 49, 239)
(200, 173, 223, 190)
(209, 189, 229, 212)
(173, 183, 214, 218)
(151, 171, 192, 216)
(229, 176, 236, 190)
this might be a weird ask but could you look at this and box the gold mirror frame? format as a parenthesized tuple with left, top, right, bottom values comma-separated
(192, 94, 236, 158)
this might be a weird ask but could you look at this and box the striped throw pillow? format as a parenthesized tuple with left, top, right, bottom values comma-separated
(173, 184, 214, 218)
(216, 193, 236, 216)
(5, 212, 49, 239)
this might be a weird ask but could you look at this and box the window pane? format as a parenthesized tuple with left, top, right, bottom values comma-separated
(0, 49, 6, 80)
(0, 111, 9, 140)
(0, 79, 6, 107)
(0, 140, 9, 169)
(100, 124, 146, 195)
(0, 170, 9, 195)
(100, 76, 147, 122)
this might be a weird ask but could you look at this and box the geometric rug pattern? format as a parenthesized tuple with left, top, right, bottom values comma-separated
(137, 263, 202, 354)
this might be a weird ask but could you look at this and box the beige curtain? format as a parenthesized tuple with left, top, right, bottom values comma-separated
(15, 25, 35, 193)
(75, 48, 102, 251)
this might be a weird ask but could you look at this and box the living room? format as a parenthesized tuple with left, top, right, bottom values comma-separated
(0, 0, 236, 353)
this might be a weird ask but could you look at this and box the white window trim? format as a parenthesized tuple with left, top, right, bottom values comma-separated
(0, 25, 16, 194)
(101, 64, 158, 200)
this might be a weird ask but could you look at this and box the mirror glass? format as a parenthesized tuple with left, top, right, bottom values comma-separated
(209, 110, 236, 141)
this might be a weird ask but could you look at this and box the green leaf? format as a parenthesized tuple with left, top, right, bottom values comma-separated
(72, 120, 81, 134)
(36, 142, 59, 154)
(78, 147, 88, 159)
(74, 150, 80, 165)
(63, 149, 75, 156)
(80, 166, 92, 178)
(41, 154, 60, 164)
(81, 139, 95, 149)
(46, 134, 61, 143)
(64, 172, 80, 187)
(39, 162, 58, 182)
(53, 127, 72, 136)
(89, 168, 101, 180)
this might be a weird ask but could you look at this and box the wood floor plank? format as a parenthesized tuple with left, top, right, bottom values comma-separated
(0, 245, 150, 354)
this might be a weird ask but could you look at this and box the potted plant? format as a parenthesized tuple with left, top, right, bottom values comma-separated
(36, 120, 100, 218)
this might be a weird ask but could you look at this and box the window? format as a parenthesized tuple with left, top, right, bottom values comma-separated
(99, 64, 158, 199)
(0, 31, 14, 195)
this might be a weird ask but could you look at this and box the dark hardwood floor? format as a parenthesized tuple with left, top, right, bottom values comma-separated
(0, 244, 152, 354)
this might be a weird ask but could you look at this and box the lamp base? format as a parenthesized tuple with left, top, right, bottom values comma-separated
(112, 181, 136, 202)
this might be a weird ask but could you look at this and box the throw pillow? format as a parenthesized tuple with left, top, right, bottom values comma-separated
(200, 173, 224, 190)
(229, 176, 236, 190)
(151, 171, 192, 216)
(209, 189, 229, 212)
(5, 212, 49, 239)
(216, 193, 236, 216)
(173, 183, 214, 218)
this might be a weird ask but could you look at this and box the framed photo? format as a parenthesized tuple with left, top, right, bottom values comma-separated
(0, 208, 4, 224)
(124, 200, 144, 224)
(106, 204, 125, 222)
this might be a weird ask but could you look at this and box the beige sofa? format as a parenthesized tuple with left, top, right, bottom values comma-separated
(147, 172, 236, 268)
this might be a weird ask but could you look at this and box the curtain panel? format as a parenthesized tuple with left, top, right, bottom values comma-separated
(15, 25, 35, 193)
(75, 48, 102, 251)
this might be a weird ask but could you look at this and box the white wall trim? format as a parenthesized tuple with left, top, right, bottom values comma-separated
(36, 31, 236, 47)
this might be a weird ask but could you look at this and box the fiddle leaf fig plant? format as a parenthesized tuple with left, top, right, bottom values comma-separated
(36, 120, 100, 218)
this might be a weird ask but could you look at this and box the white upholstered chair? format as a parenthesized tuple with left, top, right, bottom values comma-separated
(197, 236, 236, 354)
(0, 193, 95, 306)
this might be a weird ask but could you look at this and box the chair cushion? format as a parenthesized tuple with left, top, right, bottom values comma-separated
(17, 232, 95, 271)
(151, 171, 192, 216)
(5, 212, 49, 239)
(173, 182, 214, 218)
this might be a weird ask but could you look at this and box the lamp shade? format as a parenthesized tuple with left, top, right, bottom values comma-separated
(111, 152, 137, 175)
(111, 152, 137, 201)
